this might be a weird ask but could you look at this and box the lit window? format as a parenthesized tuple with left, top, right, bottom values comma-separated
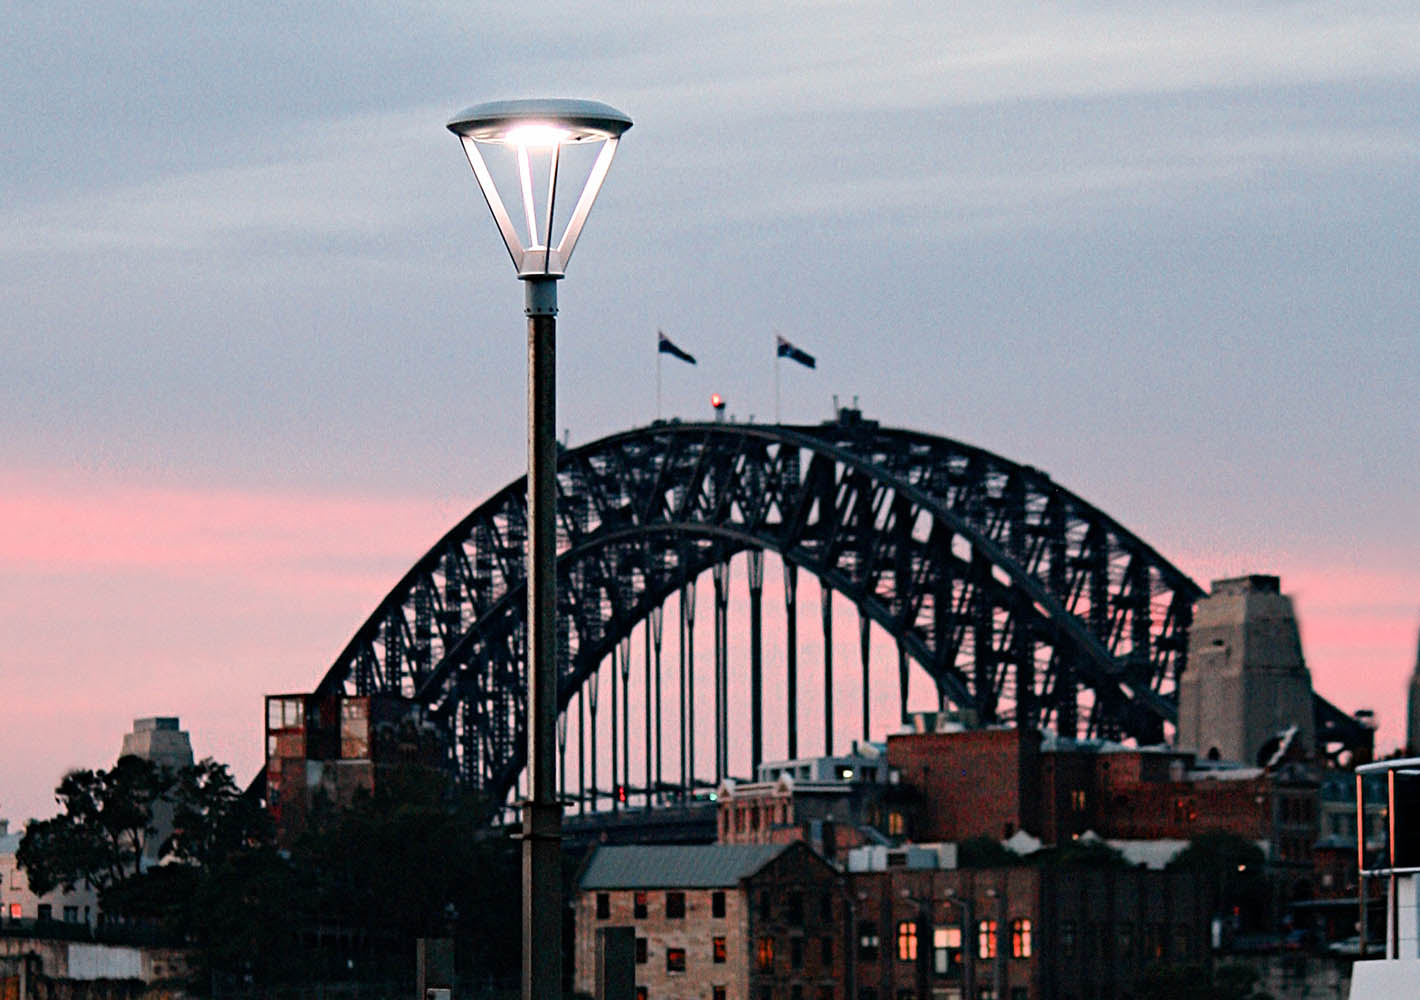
(887, 811, 904, 836)
(667, 892, 686, 919)
(977, 919, 997, 959)
(667, 947, 686, 973)
(933, 926, 962, 975)
(897, 921, 918, 961)
(1070, 789, 1087, 812)
(634, 891, 647, 918)
(636, 989, 648, 1000)
(713, 936, 726, 964)
(8, 903, 19, 919)
(1011, 918, 1031, 958)
(757, 936, 775, 971)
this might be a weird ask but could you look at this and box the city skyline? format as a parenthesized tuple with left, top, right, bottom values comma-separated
(3, 2, 1417, 822)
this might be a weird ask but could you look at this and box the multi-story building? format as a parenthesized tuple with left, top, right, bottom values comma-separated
(264, 692, 445, 847)
(849, 864, 1211, 1000)
(717, 746, 913, 861)
(0, 820, 99, 928)
(574, 842, 844, 1000)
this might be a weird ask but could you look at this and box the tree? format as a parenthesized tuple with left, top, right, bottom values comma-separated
(166, 759, 271, 868)
(17, 755, 175, 899)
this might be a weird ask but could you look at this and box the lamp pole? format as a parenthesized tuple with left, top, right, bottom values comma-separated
(448, 98, 631, 1000)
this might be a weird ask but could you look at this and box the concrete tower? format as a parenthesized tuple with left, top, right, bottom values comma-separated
(1176, 575, 1315, 765)
(1407, 625, 1420, 756)
(119, 717, 194, 863)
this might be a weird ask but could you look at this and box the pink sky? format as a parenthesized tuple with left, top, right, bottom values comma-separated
(1, 469, 1415, 825)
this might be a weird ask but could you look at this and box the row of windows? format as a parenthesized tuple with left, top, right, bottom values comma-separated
(596, 888, 836, 926)
(858, 919, 1031, 964)
(0, 902, 86, 923)
(753, 935, 835, 971)
(596, 890, 726, 920)
(636, 935, 734, 969)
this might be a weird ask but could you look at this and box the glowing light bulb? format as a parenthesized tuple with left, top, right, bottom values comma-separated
(504, 123, 570, 149)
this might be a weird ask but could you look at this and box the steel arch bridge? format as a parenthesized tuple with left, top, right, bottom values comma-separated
(310, 411, 1358, 821)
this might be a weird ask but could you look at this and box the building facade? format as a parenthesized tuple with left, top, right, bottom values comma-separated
(848, 865, 1211, 1000)
(574, 842, 844, 1000)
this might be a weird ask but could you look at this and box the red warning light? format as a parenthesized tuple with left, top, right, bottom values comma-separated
(711, 393, 725, 410)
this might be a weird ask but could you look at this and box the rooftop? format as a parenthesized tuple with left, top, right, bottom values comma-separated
(579, 843, 791, 890)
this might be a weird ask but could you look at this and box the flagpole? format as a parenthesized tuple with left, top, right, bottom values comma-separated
(657, 340, 662, 421)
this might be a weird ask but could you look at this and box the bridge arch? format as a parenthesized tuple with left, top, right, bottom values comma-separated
(313, 412, 1210, 818)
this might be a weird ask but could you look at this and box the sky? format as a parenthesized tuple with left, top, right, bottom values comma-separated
(2, 1, 1417, 823)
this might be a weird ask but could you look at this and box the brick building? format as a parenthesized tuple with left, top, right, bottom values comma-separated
(886, 728, 1322, 871)
(574, 842, 845, 1000)
(848, 864, 1212, 1000)
(885, 729, 1043, 843)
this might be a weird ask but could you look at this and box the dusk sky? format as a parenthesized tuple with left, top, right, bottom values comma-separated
(3, 2, 1417, 823)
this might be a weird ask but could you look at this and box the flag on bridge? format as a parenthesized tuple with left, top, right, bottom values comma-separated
(776, 335, 816, 369)
(658, 331, 696, 365)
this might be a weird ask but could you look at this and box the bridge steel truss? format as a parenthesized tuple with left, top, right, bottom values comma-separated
(311, 416, 1361, 821)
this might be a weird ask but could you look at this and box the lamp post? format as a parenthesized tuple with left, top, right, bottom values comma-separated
(448, 98, 631, 1000)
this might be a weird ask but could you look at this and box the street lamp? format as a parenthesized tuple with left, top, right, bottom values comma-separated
(448, 98, 631, 1000)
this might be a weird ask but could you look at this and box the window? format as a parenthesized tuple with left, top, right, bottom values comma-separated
(7, 903, 19, 919)
(933, 926, 962, 975)
(666, 892, 686, 919)
(887, 811, 905, 836)
(822, 935, 834, 964)
(1010, 990, 1028, 1000)
(760, 890, 771, 919)
(792, 986, 803, 1000)
(1118, 925, 1134, 959)
(788, 892, 805, 925)
(634, 891, 648, 918)
(636, 989, 647, 1000)
(63, 906, 78, 924)
(666, 947, 686, 973)
(976, 989, 996, 1000)
(37, 904, 52, 921)
(714, 989, 726, 1000)
(596, 893, 610, 919)
(977, 919, 997, 959)
(1011, 918, 1032, 958)
(820, 893, 833, 921)
(713, 936, 727, 964)
(1060, 921, 1076, 957)
(858, 921, 880, 961)
(1070, 789, 1086, 812)
(757, 935, 775, 971)
(791, 936, 804, 969)
(712, 890, 726, 918)
(820, 988, 834, 1000)
(897, 921, 918, 961)
(636, 937, 648, 964)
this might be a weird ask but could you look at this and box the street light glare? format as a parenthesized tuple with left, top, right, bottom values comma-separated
(503, 124, 572, 150)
